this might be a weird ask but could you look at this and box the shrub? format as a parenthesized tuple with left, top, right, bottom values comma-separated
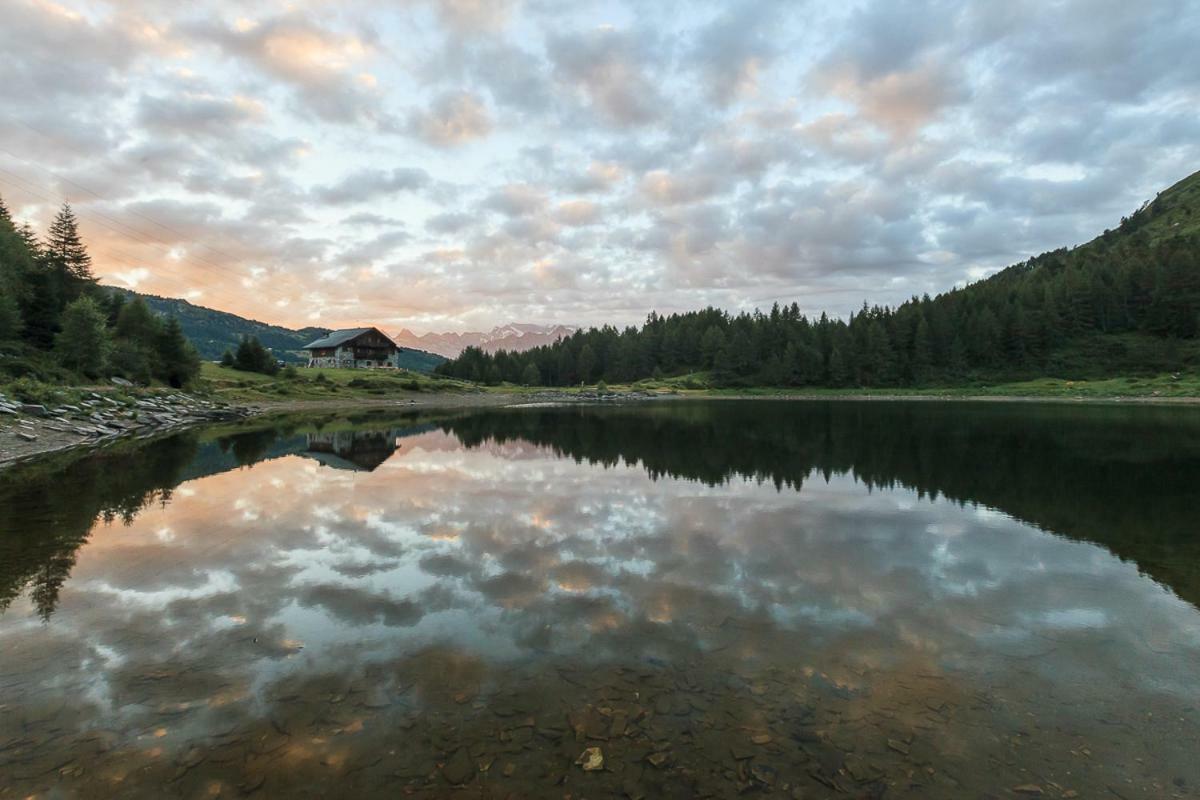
(596, 380, 608, 394)
(4, 377, 80, 406)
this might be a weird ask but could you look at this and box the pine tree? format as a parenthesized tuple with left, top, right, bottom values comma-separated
(521, 363, 541, 385)
(912, 317, 934, 384)
(0, 291, 21, 340)
(577, 344, 596, 384)
(828, 345, 850, 386)
(55, 296, 110, 377)
(0, 192, 10, 225)
(220, 349, 235, 367)
(234, 336, 278, 374)
(45, 202, 95, 288)
(157, 317, 201, 387)
(556, 346, 575, 385)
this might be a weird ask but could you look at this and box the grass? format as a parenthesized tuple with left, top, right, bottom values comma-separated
(470, 370, 1200, 401)
(197, 362, 477, 402)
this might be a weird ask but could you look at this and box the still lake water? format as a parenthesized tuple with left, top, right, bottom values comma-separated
(1, 400, 1198, 799)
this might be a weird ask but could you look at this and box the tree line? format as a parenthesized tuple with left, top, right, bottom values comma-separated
(0, 194, 201, 387)
(438, 195, 1200, 388)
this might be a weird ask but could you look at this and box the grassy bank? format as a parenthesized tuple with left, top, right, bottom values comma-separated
(197, 362, 478, 403)
(466, 370, 1200, 401)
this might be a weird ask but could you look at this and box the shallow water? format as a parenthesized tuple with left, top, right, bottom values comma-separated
(1, 401, 1198, 799)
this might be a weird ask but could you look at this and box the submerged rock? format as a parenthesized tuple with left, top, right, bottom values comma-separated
(441, 748, 475, 785)
(576, 746, 604, 771)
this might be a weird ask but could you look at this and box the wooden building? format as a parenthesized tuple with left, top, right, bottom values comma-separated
(302, 327, 401, 369)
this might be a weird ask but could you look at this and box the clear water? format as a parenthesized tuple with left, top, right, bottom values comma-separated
(1, 401, 1198, 798)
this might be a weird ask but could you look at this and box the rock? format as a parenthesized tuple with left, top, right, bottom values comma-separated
(751, 733, 772, 745)
(1012, 785, 1043, 796)
(16, 431, 37, 441)
(750, 763, 778, 786)
(576, 746, 604, 771)
(886, 738, 910, 755)
(110, 377, 133, 387)
(0, 407, 16, 416)
(442, 748, 475, 786)
(645, 751, 670, 768)
(20, 404, 48, 416)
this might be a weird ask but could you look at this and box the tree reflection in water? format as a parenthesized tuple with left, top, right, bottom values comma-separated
(0, 401, 1198, 799)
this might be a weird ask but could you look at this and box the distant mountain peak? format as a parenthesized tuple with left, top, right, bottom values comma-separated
(392, 323, 577, 358)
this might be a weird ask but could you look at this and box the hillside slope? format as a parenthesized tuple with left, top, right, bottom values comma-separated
(437, 168, 1200, 387)
(113, 290, 446, 373)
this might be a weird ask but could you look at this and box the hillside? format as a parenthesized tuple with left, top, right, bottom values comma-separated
(438, 168, 1200, 387)
(112, 290, 446, 373)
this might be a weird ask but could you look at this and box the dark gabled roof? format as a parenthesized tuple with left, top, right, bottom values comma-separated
(301, 327, 396, 350)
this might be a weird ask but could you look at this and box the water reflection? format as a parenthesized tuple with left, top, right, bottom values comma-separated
(0, 401, 1198, 799)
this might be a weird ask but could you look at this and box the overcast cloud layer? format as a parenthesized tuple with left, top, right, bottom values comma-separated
(1, 0, 1197, 332)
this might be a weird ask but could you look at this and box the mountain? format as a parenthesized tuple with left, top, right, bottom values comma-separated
(393, 323, 577, 358)
(112, 289, 447, 372)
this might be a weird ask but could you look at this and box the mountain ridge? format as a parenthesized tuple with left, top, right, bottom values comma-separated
(110, 289, 447, 372)
(392, 324, 578, 358)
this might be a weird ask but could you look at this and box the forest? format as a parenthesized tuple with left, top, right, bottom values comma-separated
(437, 171, 1200, 388)
(0, 195, 201, 388)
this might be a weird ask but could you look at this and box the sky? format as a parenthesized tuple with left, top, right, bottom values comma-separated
(0, 0, 1197, 334)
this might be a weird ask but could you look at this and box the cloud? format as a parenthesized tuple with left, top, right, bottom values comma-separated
(555, 199, 601, 226)
(433, 0, 516, 35)
(1, 0, 1197, 331)
(482, 184, 546, 217)
(313, 167, 431, 205)
(184, 12, 393, 128)
(547, 27, 668, 126)
(407, 91, 492, 147)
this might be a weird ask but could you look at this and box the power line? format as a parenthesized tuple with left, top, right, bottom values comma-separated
(0, 173, 265, 314)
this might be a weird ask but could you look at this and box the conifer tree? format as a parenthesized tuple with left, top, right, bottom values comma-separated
(577, 343, 596, 384)
(0, 292, 21, 340)
(157, 317, 201, 387)
(45, 202, 95, 287)
(55, 296, 110, 377)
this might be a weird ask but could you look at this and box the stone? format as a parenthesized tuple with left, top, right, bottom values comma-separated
(886, 738, 909, 755)
(20, 404, 48, 416)
(16, 431, 37, 441)
(442, 748, 475, 785)
(646, 751, 670, 768)
(0, 407, 16, 416)
(750, 763, 778, 786)
(1012, 786, 1044, 796)
(751, 733, 772, 745)
(576, 746, 604, 771)
(110, 377, 133, 387)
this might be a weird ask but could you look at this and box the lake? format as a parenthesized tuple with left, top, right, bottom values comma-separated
(1, 400, 1198, 799)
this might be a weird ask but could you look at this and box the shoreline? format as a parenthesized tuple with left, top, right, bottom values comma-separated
(3, 389, 1198, 473)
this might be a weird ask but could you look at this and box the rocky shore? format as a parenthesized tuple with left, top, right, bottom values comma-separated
(0, 389, 248, 470)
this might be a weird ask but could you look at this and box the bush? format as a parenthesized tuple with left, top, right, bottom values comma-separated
(596, 380, 608, 394)
(314, 372, 330, 384)
(3, 377, 80, 406)
(281, 365, 299, 380)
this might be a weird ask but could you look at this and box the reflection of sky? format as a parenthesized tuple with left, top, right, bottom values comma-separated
(3, 427, 1200, 744)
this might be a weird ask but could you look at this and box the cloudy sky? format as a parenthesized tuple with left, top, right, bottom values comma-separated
(0, 0, 1197, 333)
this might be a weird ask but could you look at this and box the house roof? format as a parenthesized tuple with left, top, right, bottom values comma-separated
(301, 327, 396, 350)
